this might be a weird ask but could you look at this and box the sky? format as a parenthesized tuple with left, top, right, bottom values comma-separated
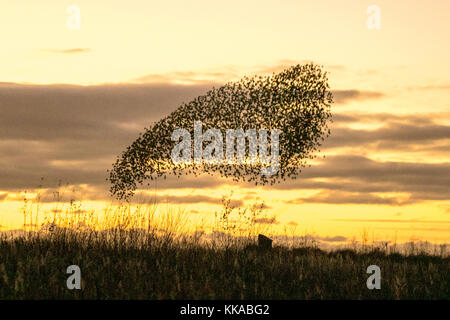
(0, 0, 449, 245)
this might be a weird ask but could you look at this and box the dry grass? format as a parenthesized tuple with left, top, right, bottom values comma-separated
(0, 195, 448, 299)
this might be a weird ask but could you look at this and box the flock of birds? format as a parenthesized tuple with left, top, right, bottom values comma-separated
(108, 63, 333, 200)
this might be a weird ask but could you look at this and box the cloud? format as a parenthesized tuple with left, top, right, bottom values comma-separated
(44, 48, 91, 54)
(331, 112, 446, 125)
(134, 71, 233, 85)
(409, 84, 450, 91)
(286, 191, 415, 206)
(135, 194, 243, 207)
(271, 155, 450, 203)
(0, 82, 385, 192)
(253, 217, 278, 224)
(142, 174, 227, 190)
(317, 235, 347, 242)
(323, 122, 450, 150)
(0, 83, 210, 190)
(0, 83, 209, 142)
(133, 61, 346, 85)
(31, 184, 243, 207)
(251, 60, 345, 75)
(331, 90, 384, 104)
(0, 81, 448, 207)
(331, 218, 450, 224)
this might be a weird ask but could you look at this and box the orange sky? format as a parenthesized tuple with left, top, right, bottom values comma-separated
(0, 0, 449, 245)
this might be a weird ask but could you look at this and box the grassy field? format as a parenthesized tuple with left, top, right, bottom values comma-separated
(0, 230, 448, 300)
(0, 197, 448, 300)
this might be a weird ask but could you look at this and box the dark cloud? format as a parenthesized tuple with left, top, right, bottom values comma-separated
(134, 194, 243, 207)
(0, 83, 209, 142)
(143, 174, 227, 190)
(33, 185, 111, 203)
(317, 235, 347, 242)
(272, 155, 450, 203)
(179, 195, 243, 207)
(29, 184, 243, 207)
(0, 82, 385, 192)
(320, 193, 410, 206)
(253, 217, 278, 224)
(331, 90, 384, 104)
(0, 82, 448, 208)
(286, 191, 415, 206)
(0, 83, 210, 190)
(331, 112, 446, 125)
(323, 122, 450, 149)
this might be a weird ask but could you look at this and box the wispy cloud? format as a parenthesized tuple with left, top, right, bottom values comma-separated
(330, 218, 450, 224)
(409, 84, 450, 91)
(43, 48, 91, 54)
(133, 60, 347, 85)
(286, 191, 415, 206)
(332, 90, 384, 104)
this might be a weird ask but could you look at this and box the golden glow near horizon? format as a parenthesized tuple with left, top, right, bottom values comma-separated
(0, 0, 449, 245)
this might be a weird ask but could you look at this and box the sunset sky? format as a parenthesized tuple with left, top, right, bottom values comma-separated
(0, 0, 449, 245)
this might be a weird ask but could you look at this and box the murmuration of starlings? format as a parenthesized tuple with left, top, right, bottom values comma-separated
(108, 63, 333, 200)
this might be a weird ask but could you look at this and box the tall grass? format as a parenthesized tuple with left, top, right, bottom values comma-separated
(0, 194, 448, 299)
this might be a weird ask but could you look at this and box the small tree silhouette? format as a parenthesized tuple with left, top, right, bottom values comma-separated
(109, 63, 333, 200)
